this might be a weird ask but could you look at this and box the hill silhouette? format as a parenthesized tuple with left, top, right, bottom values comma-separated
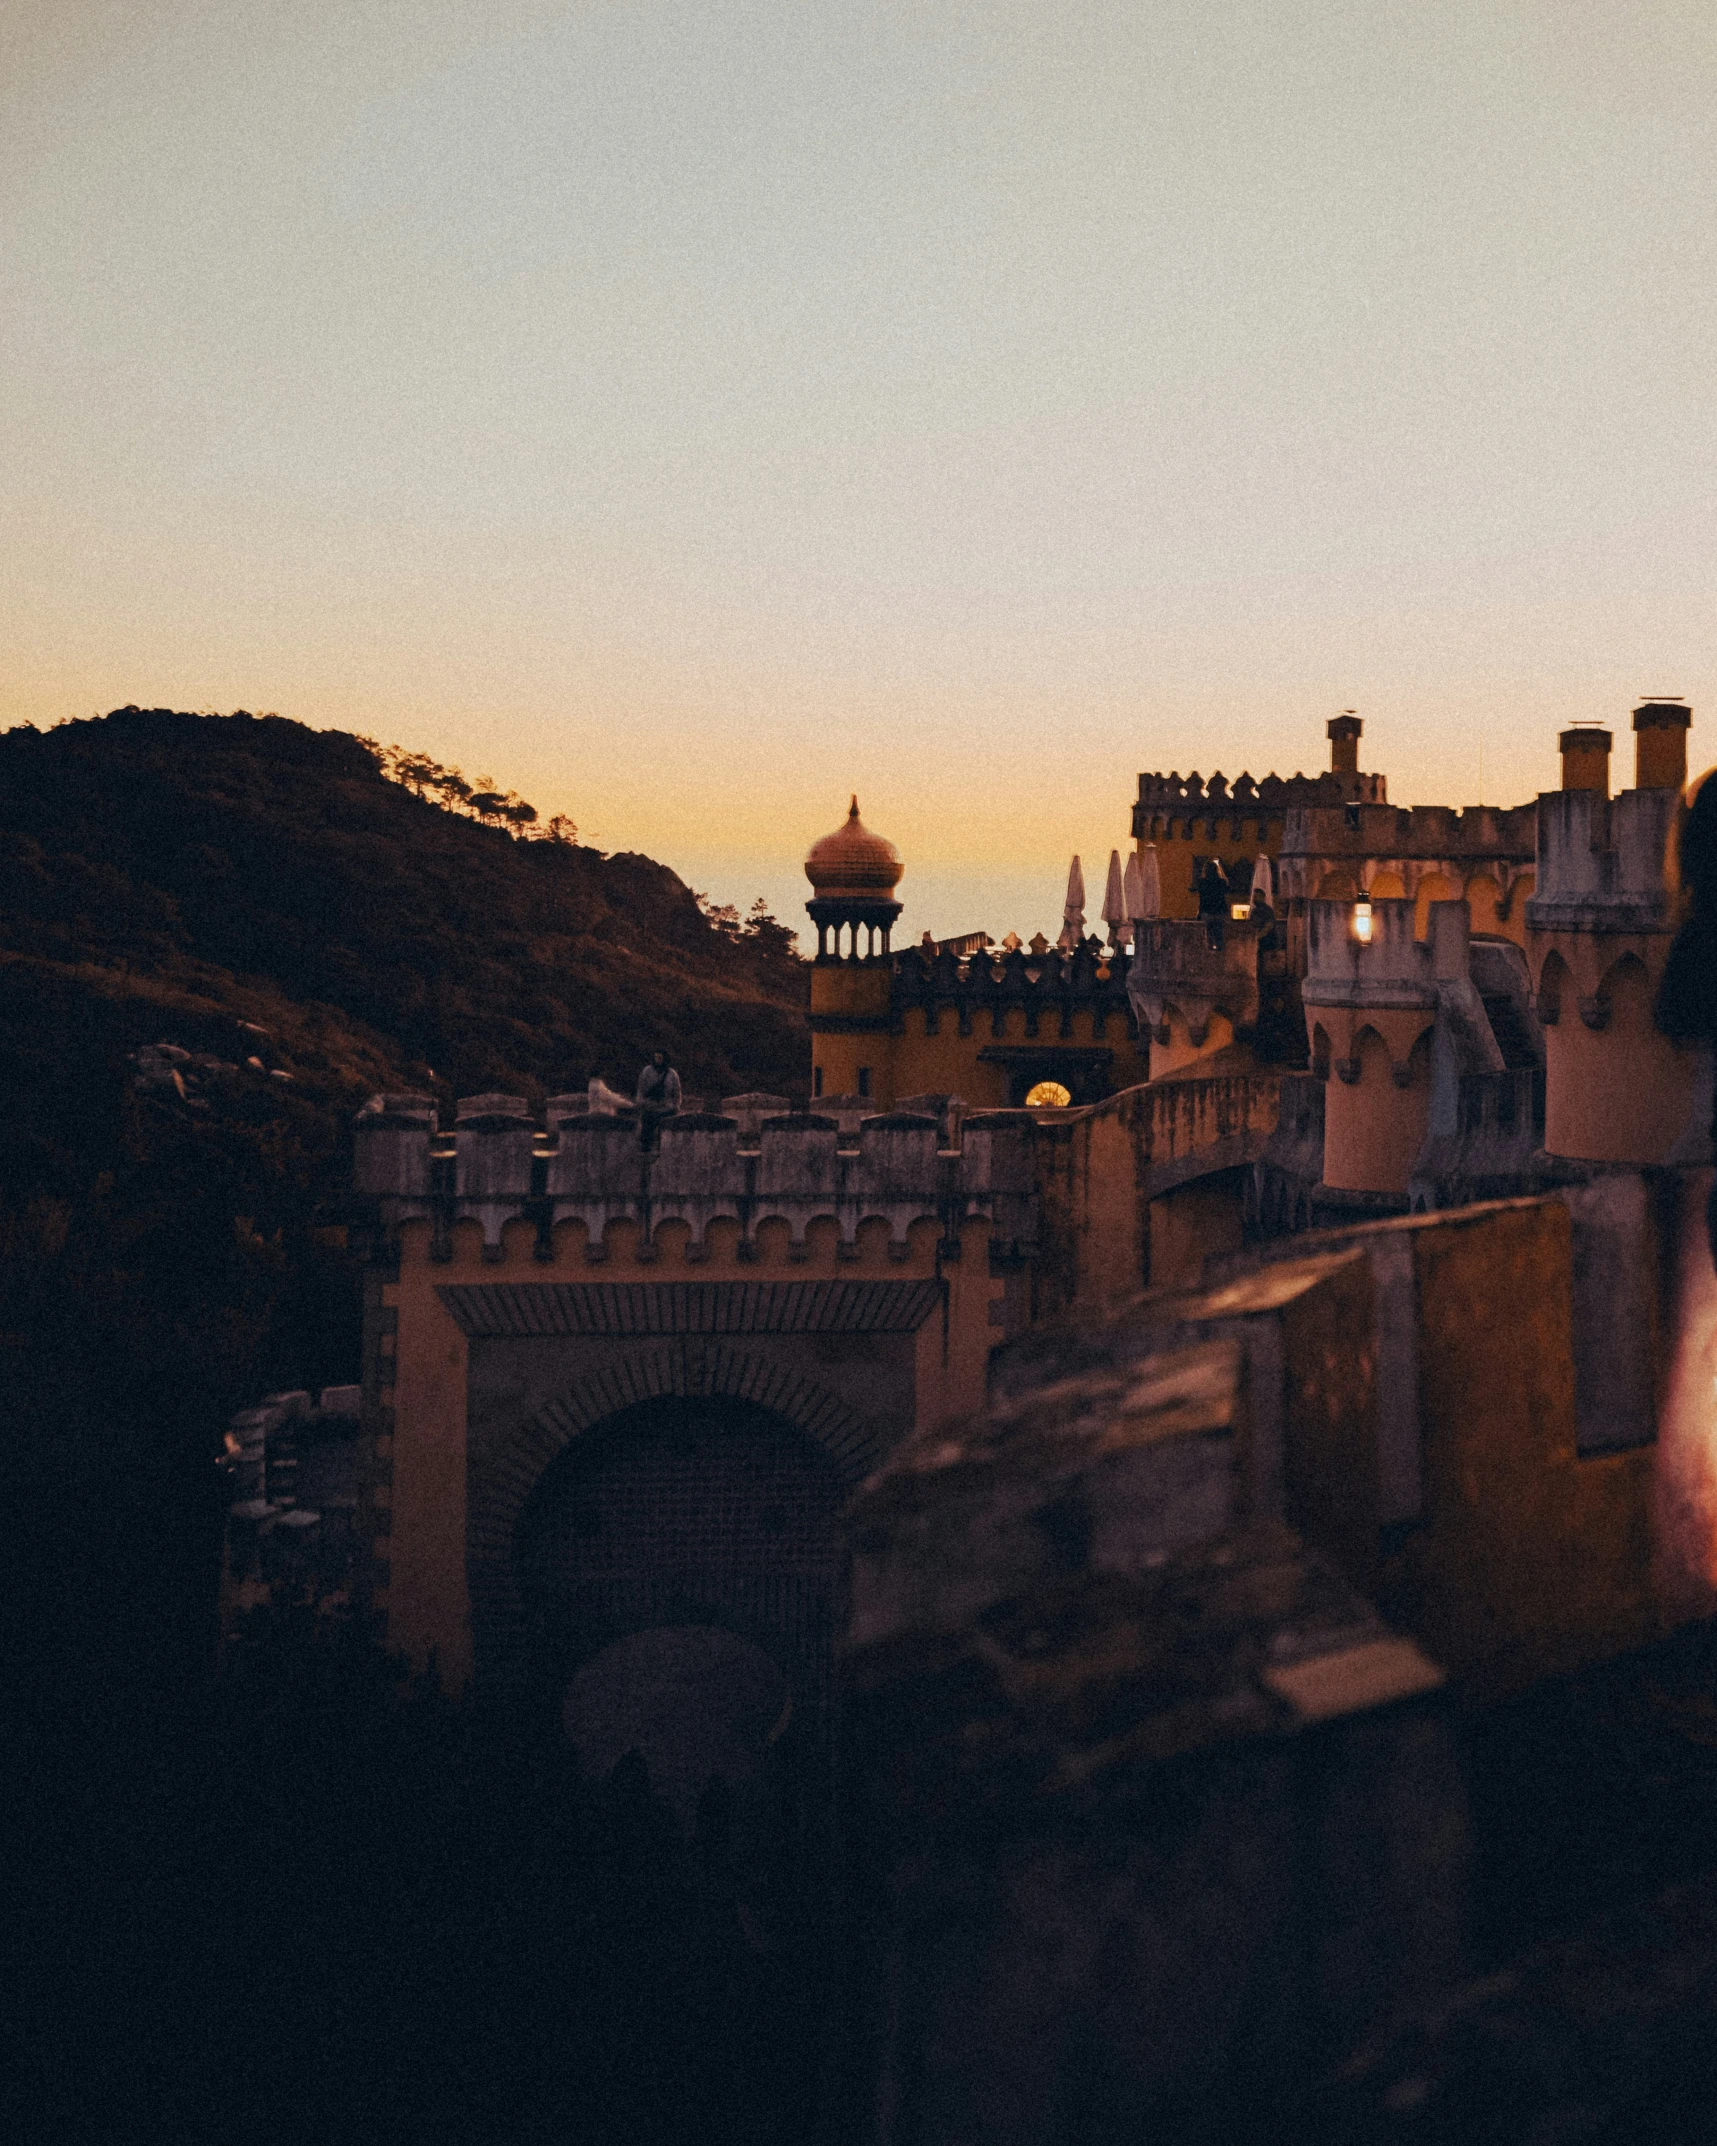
(0, 707, 809, 1726)
(0, 705, 808, 1106)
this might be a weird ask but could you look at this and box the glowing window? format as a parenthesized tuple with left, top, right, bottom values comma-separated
(1024, 1080, 1072, 1109)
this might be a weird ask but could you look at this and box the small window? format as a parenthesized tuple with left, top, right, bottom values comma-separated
(857, 1066, 871, 1097)
(813, 1065, 823, 1097)
(1025, 1080, 1073, 1108)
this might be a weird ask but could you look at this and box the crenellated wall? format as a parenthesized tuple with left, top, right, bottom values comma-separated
(809, 936, 1149, 1108)
(354, 1091, 1010, 1691)
(1130, 761, 1388, 921)
(356, 1091, 1010, 1261)
(1277, 800, 1537, 955)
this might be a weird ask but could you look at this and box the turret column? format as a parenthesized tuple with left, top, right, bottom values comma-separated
(1528, 711, 1699, 1165)
(804, 796, 905, 1108)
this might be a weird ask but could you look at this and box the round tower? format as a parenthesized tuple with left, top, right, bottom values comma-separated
(1528, 711, 1701, 1164)
(1300, 895, 1440, 1199)
(806, 798, 904, 1105)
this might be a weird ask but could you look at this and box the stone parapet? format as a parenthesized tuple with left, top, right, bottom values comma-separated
(1126, 916, 1265, 1045)
(1279, 799, 1535, 872)
(353, 1093, 1012, 1262)
(1525, 784, 1683, 936)
(1301, 896, 1441, 1010)
(841, 1326, 1459, 2140)
(891, 935, 1133, 1036)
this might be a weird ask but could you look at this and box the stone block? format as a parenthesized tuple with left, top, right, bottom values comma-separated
(855, 1111, 940, 1200)
(719, 1092, 792, 1141)
(455, 1092, 529, 1123)
(848, 1340, 1245, 1653)
(756, 1116, 839, 1198)
(1131, 1250, 1382, 1584)
(547, 1116, 640, 1201)
(649, 1113, 740, 1194)
(840, 1331, 1463, 2143)
(352, 1096, 437, 1198)
(454, 1110, 536, 1201)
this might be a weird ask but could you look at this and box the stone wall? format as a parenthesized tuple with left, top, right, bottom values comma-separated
(836, 1167, 1717, 2139)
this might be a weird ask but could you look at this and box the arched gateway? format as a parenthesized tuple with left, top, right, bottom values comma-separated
(352, 1099, 1005, 1736)
(458, 1326, 887, 1706)
(516, 1393, 843, 1817)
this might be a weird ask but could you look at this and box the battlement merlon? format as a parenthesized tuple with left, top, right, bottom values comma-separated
(891, 936, 1135, 1024)
(352, 1097, 1036, 1262)
(1132, 766, 1386, 833)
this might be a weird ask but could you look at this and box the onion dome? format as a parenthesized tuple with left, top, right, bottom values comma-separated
(804, 796, 903, 901)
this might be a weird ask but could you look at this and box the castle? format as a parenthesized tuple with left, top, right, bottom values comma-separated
(251, 696, 1714, 1695)
(228, 700, 1717, 2133)
(804, 701, 1705, 1248)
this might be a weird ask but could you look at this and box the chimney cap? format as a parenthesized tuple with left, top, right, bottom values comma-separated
(1634, 699, 1692, 729)
(1326, 711, 1363, 736)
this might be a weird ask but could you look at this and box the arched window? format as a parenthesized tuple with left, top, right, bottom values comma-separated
(1024, 1080, 1072, 1108)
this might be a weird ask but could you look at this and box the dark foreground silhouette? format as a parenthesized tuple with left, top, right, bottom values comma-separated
(8, 1605, 835, 2146)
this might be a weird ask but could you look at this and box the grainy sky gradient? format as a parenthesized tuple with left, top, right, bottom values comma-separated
(5, 2, 1715, 941)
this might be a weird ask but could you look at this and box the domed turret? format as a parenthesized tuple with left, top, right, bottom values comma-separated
(805, 797, 903, 901)
(804, 796, 903, 960)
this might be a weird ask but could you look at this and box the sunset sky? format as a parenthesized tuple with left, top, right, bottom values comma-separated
(5, 1, 1715, 941)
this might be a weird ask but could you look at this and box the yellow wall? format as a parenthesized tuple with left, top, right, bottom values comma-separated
(1134, 813, 1281, 921)
(1146, 1174, 1250, 1292)
(810, 972, 1150, 1108)
(1258, 1196, 1684, 1696)
(382, 1235, 475, 1690)
(1464, 870, 1531, 945)
(1149, 1009, 1236, 1082)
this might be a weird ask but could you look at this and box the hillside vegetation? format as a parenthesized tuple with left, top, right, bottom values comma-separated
(0, 705, 807, 1104)
(0, 707, 808, 1721)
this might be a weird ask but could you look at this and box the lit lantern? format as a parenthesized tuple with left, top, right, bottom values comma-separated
(1352, 898, 1374, 944)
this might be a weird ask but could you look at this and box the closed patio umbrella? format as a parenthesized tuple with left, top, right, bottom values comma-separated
(1057, 854, 1086, 949)
(1134, 844, 1161, 921)
(1101, 850, 1129, 947)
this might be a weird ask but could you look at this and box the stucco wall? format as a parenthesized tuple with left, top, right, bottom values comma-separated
(377, 1208, 1000, 1690)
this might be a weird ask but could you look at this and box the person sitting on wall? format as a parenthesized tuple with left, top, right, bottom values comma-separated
(1195, 858, 1231, 950)
(636, 1050, 682, 1145)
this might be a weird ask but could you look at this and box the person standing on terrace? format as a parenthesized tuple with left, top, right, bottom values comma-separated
(636, 1050, 682, 1146)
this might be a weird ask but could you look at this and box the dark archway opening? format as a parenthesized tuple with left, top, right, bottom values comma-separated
(514, 1393, 846, 1944)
